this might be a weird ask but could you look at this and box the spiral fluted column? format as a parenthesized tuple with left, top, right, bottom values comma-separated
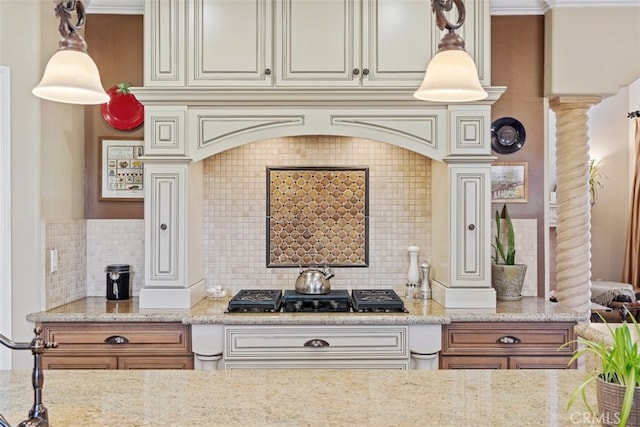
(550, 96, 600, 316)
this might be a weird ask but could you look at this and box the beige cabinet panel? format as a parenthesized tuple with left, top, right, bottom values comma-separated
(188, 0, 273, 86)
(276, 0, 361, 86)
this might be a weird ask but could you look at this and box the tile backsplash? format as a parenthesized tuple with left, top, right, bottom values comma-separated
(43, 220, 87, 310)
(42, 137, 541, 308)
(203, 136, 432, 294)
(86, 220, 145, 297)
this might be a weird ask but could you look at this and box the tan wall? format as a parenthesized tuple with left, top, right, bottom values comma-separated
(491, 15, 546, 295)
(84, 14, 144, 219)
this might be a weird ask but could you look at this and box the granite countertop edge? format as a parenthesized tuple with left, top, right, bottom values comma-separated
(25, 296, 587, 324)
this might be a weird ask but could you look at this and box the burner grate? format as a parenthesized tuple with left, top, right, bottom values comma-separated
(227, 290, 283, 313)
(351, 289, 405, 313)
(282, 290, 351, 312)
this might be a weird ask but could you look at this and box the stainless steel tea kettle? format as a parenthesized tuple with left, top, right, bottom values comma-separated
(295, 265, 335, 294)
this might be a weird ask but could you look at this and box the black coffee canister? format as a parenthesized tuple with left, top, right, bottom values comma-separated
(105, 264, 130, 300)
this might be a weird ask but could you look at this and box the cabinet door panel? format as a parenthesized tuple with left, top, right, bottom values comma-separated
(276, 0, 360, 86)
(144, 0, 186, 86)
(43, 356, 117, 370)
(509, 356, 575, 370)
(118, 356, 194, 370)
(440, 356, 507, 370)
(189, 0, 272, 86)
(362, 0, 431, 87)
(145, 165, 186, 285)
(451, 166, 490, 285)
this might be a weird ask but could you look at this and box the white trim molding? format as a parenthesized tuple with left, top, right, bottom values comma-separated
(84, 0, 640, 17)
(85, 0, 143, 15)
(0, 67, 12, 370)
(545, 0, 640, 8)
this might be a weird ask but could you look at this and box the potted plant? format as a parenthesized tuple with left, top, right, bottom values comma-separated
(565, 314, 640, 427)
(491, 204, 527, 300)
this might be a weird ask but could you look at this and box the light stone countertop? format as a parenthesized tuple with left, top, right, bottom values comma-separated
(26, 296, 586, 325)
(0, 369, 594, 427)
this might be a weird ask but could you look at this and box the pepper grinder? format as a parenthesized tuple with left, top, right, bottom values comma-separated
(419, 261, 431, 300)
(406, 246, 420, 299)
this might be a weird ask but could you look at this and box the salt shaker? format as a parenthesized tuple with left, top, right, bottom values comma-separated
(419, 261, 431, 300)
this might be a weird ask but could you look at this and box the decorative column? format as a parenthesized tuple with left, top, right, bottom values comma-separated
(550, 96, 600, 316)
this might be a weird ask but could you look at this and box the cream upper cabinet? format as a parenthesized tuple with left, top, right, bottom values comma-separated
(144, 0, 186, 87)
(144, 0, 489, 89)
(275, 0, 434, 88)
(275, 0, 361, 87)
(360, 0, 433, 87)
(188, 0, 273, 86)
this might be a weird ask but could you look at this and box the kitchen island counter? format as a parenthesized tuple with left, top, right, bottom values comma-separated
(0, 369, 592, 426)
(26, 296, 586, 325)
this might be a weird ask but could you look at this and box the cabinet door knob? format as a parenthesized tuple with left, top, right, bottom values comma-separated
(362, 68, 370, 75)
(468, 224, 475, 231)
(352, 68, 360, 75)
(303, 339, 330, 348)
(160, 223, 167, 231)
(265, 68, 271, 76)
(496, 335, 521, 344)
(104, 335, 129, 345)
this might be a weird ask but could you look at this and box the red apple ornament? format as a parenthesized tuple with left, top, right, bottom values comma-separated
(101, 82, 144, 130)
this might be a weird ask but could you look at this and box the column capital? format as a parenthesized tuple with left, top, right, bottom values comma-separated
(549, 96, 601, 111)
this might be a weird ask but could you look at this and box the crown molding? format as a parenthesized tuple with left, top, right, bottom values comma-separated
(84, 0, 144, 15)
(545, 0, 640, 9)
(490, 0, 548, 15)
(83, 0, 640, 17)
(491, 0, 640, 15)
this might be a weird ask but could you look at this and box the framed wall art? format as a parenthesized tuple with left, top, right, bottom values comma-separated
(491, 162, 528, 203)
(100, 138, 144, 200)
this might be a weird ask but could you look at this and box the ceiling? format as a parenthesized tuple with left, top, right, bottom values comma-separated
(84, 0, 640, 16)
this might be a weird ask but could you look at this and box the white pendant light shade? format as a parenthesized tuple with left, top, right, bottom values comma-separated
(413, 49, 488, 103)
(32, 49, 109, 105)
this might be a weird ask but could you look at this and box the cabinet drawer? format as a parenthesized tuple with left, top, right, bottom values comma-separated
(225, 326, 408, 360)
(42, 355, 118, 370)
(442, 322, 576, 356)
(41, 322, 191, 356)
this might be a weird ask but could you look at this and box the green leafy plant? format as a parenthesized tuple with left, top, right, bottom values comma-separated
(492, 204, 515, 265)
(563, 313, 640, 427)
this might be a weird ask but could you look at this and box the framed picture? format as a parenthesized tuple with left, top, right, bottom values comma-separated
(100, 138, 144, 200)
(491, 162, 528, 203)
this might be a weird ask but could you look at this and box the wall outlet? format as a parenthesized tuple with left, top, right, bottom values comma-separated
(50, 249, 58, 273)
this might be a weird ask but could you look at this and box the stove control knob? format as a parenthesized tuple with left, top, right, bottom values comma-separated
(294, 301, 303, 311)
(329, 300, 339, 310)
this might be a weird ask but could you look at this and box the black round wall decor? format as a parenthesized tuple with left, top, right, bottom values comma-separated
(491, 117, 526, 154)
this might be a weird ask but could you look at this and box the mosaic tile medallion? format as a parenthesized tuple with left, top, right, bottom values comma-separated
(267, 167, 369, 267)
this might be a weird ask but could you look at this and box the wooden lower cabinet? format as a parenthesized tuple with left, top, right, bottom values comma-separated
(40, 322, 193, 370)
(440, 322, 577, 370)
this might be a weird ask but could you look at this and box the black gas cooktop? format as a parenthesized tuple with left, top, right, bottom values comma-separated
(227, 289, 406, 313)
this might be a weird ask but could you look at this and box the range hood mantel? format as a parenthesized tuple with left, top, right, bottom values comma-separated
(132, 87, 506, 106)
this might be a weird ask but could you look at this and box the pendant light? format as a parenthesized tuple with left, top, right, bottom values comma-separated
(414, 0, 487, 103)
(32, 0, 109, 105)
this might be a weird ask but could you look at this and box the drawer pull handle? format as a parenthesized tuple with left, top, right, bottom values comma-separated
(104, 335, 129, 345)
(496, 335, 521, 344)
(304, 339, 330, 348)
